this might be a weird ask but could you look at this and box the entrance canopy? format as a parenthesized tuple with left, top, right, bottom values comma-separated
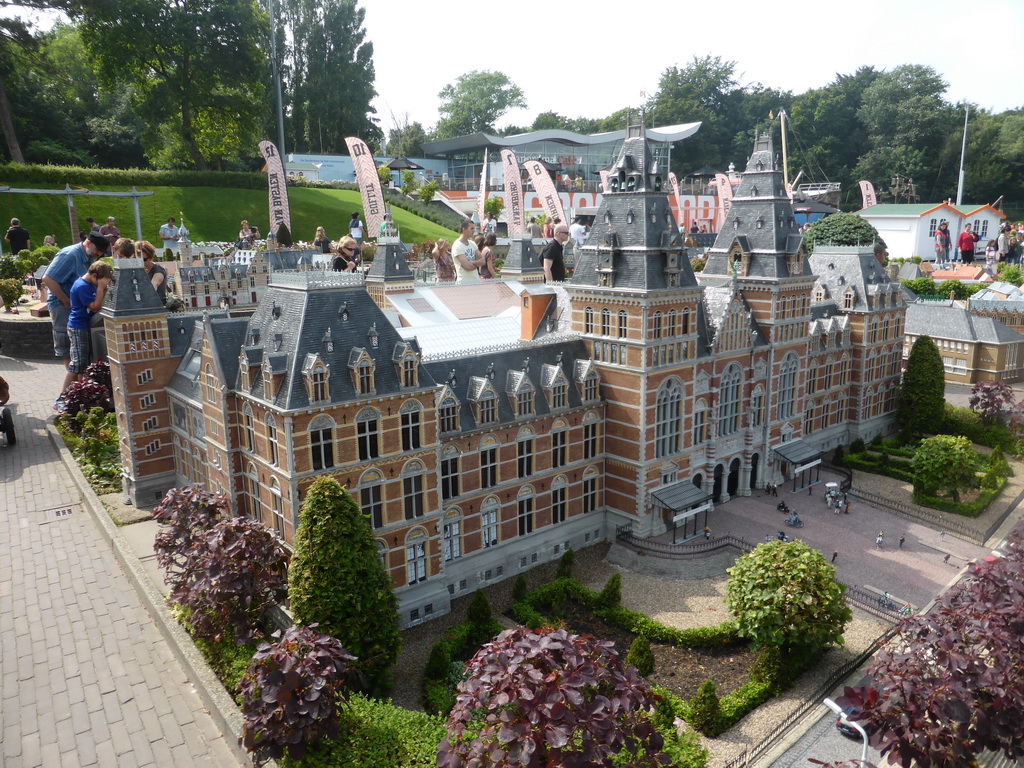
(773, 439, 823, 475)
(651, 480, 712, 513)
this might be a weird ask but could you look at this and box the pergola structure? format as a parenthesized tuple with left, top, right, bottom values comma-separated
(0, 184, 154, 244)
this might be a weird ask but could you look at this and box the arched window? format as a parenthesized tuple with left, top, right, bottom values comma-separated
(601, 309, 611, 336)
(359, 469, 385, 528)
(442, 508, 462, 562)
(481, 497, 499, 548)
(265, 414, 279, 466)
(242, 404, 256, 452)
(551, 419, 568, 469)
(244, 462, 260, 520)
(584, 307, 594, 334)
(582, 467, 600, 514)
(652, 312, 663, 340)
(718, 365, 742, 436)
(308, 414, 335, 470)
(618, 310, 628, 338)
(551, 475, 568, 524)
(405, 528, 427, 585)
(667, 310, 677, 337)
(655, 379, 683, 457)
(778, 354, 798, 419)
(692, 399, 708, 444)
(356, 407, 380, 461)
(439, 396, 459, 434)
(400, 400, 422, 452)
(269, 478, 284, 537)
(402, 460, 426, 520)
(517, 486, 535, 536)
(204, 364, 217, 402)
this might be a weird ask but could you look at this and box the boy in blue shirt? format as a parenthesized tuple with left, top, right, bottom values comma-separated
(62, 260, 113, 396)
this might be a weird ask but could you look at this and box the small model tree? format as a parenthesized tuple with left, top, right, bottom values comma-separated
(401, 169, 419, 196)
(804, 212, 885, 254)
(912, 435, 978, 501)
(437, 627, 670, 768)
(726, 540, 851, 656)
(897, 335, 945, 438)
(839, 522, 1024, 768)
(288, 477, 400, 695)
(419, 179, 440, 203)
(483, 195, 504, 219)
(968, 380, 1015, 424)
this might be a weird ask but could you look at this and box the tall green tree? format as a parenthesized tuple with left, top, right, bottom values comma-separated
(282, 0, 380, 153)
(912, 435, 978, 501)
(288, 477, 400, 696)
(726, 539, 851, 656)
(854, 65, 957, 197)
(897, 335, 946, 437)
(78, 0, 267, 170)
(434, 70, 526, 139)
(385, 115, 426, 158)
(648, 55, 740, 173)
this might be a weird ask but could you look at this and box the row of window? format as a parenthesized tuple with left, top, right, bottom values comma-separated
(583, 307, 692, 339)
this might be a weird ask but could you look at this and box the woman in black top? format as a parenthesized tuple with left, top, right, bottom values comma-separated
(331, 236, 359, 272)
(313, 226, 332, 254)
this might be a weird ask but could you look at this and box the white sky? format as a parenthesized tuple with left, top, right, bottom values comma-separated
(366, 0, 1023, 138)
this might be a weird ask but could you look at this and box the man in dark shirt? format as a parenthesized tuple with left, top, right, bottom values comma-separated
(4, 218, 31, 256)
(542, 223, 570, 283)
(99, 217, 120, 251)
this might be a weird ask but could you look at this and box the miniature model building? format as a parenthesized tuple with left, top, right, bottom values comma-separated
(102, 128, 905, 627)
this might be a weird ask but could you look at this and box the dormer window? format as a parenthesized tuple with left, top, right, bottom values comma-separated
(649, 209, 658, 224)
(438, 396, 459, 433)
(843, 288, 855, 310)
(348, 347, 375, 395)
(250, 328, 260, 345)
(300, 356, 330, 403)
(604, 211, 612, 224)
(339, 302, 349, 322)
(322, 328, 334, 354)
(626, 210, 635, 225)
(654, 176, 662, 191)
(626, 175, 636, 192)
(751, 186, 759, 196)
(368, 324, 378, 348)
(756, 219, 764, 229)
(274, 333, 282, 352)
(271, 302, 281, 320)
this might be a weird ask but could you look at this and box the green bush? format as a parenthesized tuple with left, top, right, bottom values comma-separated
(989, 446, 1012, 477)
(556, 547, 575, 579)
(870, 434, 884, 447)
(939, 404, 1023, 456)
(424, 644, 451, 682)
(598, 573, 622, 608)
(466, 589, 491, 628)
(511, 575, 528, 602)
(625, 635, 655, 677)
(912, 477, 1005, 517)
(512, 600, 546, 630)
(689, 680, 722, 736)
(832, 445, 845, 463)
(717, 680, 773, 730)
(0, 160, 266, 189)
(0, 278, 23, 310)
(851, 438, 866, 453)
(282, 693, 446, 768)
(420, 614, 503, 716)
(748, 646, 790, 694)
(288, 478, 401, 696)
(982, 468, 1000, 490)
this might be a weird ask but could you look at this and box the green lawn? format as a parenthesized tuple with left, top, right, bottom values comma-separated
(0, 184, 456, 247)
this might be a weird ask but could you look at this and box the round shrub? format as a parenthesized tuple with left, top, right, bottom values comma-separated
(625, 635, 655, 677)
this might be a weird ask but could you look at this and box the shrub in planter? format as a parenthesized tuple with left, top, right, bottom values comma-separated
(83, 358, 112, 392)
(851, 438, 866, 454)
(625, 634, 655, 677)
(153, 486, 228, 590)
(240, 624, 355, 766)
(689, 680, 721, 736)
(171, 517, 289, 644)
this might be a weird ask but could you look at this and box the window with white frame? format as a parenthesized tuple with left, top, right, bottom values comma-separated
(481, 500, 499, 548)
(655, 379, 682, 457)
(244, 462, 260, 519)
(551, 478, 567, 524)
(269, 479, 285, 537)
(618, 310, 628, 338)
(400, 401, 421, 452)
(551, 381, 568, 409)
(265, 414, 279, 466)
(356, 408, 380, 461)
(517, 436, 533, 478)
(403, 461, 425, 520)
(517, 488, 534, 536)
(582, 470, 599, 514)
(718, 365, 742, 436)
(360, 473, 384, 528)
(584, 307, 594, 334)
(442, 512, 462, 562)
(778, 354, 798, 419)
(440, 450, 460, 501)
(480, 440, 498, 488)
(309, 416, 334, 470)
(243, 406, 256, 452)
(478, 393, 497, 425)
(406, 532, 427, 585)
(204, 365, 217, 402)
(600, 309, 610, 336)
(551, 424, 567, 468)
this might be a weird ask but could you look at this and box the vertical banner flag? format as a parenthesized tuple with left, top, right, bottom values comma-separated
(477, 148, 489, 228)
(599, 169, 610, 193)
(345, 136, 385, 237)
(858, 180, 877, 209)
(714, 173, 734, 232)
(668, 172, 681, 225)
(258, 140, 292, 236)
(501, 149, 524, 236)
(524, 160, 566, 227)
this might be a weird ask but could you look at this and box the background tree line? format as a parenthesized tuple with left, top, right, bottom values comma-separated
(3, 9, 1022, 217)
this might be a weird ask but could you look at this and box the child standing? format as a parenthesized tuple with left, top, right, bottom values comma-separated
(61, 260, 113, 397)
(985, 239, 998, 274)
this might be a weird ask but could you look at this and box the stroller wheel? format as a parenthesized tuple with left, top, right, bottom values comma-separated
(1, 407, 15, 446)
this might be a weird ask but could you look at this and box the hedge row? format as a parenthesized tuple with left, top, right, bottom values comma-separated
(912, 476, 1006, 518)
(939, 404, 1024, 457)
(840, 452, 916, 484)
(0, 161, 266, 189)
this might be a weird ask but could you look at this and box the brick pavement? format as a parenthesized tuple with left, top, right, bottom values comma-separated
(0, 355, 240, 768)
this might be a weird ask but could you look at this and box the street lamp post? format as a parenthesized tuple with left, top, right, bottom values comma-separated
(823, 697, 868, 765)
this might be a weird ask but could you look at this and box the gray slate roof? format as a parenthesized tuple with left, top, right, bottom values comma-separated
(104, 259, 166, 316)
(808, 246, 898, 312)
(906, 302, 1024, 344)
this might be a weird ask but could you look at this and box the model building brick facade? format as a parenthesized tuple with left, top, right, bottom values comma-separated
(103, 130, 905, 627)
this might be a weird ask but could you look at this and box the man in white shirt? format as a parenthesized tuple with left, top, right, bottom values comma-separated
(570, 218, 586, 249)
(482, 212, 497, 235)
(452, 218, 482, 283)
(158, 217, 179, 252)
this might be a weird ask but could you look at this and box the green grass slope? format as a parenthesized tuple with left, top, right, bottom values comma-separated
(0, 184, 457, 248)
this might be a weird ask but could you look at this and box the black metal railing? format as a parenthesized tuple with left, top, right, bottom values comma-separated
(615, 528, 757, 559)
(846, 487, 985, 544)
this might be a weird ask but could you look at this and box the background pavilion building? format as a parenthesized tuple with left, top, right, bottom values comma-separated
(102, 127, 905, 627)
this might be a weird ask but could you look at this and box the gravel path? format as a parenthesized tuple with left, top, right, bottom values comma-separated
(391, 541, 889, 768)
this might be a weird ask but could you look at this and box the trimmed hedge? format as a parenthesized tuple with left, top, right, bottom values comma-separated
(840, 452, 916, 483)
(0, 161, 266, 189)
(912, 477, 1005, 518)
(420, 616, 503, 716)
(939, 404, 1024, 457)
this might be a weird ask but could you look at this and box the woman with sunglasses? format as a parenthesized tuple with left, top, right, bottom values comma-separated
(136, 240, 167, 303)
(332, 236, 359, 272)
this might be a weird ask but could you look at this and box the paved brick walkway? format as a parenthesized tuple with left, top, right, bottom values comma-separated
(0, 355, 239, 768)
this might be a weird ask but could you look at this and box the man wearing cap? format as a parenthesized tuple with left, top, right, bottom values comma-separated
(542, 223, 570, 283)
(42, 233, 110, 385)
(99, 216, 120, 250)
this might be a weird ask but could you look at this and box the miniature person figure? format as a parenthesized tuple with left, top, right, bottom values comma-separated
(831, 550, 838, 563)
(238, 220, 256, 249)
(957, 223, 979, 264)
(898, 534, 906, 550)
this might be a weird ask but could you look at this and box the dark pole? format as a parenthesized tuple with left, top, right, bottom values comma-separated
(269, 0, 287, 160)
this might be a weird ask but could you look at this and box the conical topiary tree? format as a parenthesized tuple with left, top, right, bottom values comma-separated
(288, 477, 400, 695)
(897, 335, 945, 438)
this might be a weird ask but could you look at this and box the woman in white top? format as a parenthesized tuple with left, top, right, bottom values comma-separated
(348, 212, 364, 245)
(452, 218, 481, 283)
